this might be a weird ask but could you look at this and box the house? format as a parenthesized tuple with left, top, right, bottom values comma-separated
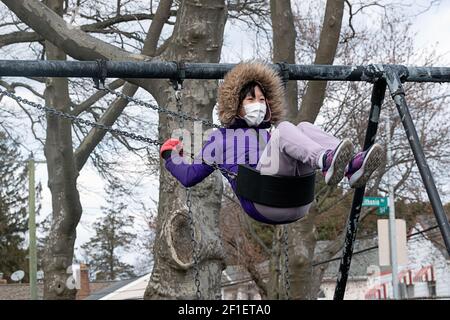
(221, 264, 266, 300)
(318, 215, 450, 300)
(0, 264, 118, 300)
(0, 283, 44, 300)
(3, 216, 447, 300)
(84, 217, 450, 300)
(84, 273, 150, 300)
(317, 238, 379, 300)
(87, 266, 264, 300)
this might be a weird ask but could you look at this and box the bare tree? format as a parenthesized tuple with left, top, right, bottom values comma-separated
(303, 6, 450, 299)
(0, 0, 227, 299)
(267, 0, 345, 300)
(220, 187, 270, 298)
(1, 0, 448, 301)
(268, 0, 449, 300)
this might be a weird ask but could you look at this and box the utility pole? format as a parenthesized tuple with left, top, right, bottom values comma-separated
(385, 110, 400, 300)
(27, 155, 46, 300)
(28, 155, 37, 300)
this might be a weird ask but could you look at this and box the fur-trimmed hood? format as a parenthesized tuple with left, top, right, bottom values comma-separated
(217, 62, 286, 127)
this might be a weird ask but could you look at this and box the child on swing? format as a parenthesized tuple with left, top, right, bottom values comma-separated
(160, 62, 384, 224)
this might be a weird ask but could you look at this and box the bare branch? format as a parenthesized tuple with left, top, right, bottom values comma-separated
(143, 0, 173, 57)
(74, 82, 139, 171)
(70, 79, 125, 116)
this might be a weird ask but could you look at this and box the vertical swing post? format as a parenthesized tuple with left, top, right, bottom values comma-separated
(333, 79, 387, 300)
(384, 66, 450, 256)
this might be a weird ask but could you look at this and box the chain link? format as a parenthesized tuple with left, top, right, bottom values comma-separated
(175, 87, 185, 135)
(204, 160, 237, 180)
(0, 88, 163, 147)
(104, 87, 221, 129)
(105, 86, 237, 180)
(1, 87, 238, 179)
(2, 83, 244, 300)
(283, 225, 291, 300)
(186, 188, 202, 299)
(173, 84, 202, 300)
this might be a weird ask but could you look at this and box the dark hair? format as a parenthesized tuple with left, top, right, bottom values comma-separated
(238, 81, 266, 107)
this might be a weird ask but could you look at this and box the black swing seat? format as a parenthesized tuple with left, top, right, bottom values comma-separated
(236, 165, 316, 208)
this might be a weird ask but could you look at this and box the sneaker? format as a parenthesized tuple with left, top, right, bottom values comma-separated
(322, 139, 354, 186)
(345, 143, 385, 188)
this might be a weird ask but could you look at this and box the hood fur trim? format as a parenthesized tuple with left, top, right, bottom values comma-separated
(217, 62, 286, 127)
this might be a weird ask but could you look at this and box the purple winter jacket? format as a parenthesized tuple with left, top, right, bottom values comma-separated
(164, 118, 279, 224)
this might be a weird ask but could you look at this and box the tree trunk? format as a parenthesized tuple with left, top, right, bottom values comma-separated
(289, 0, 345, 299)
(267, 225, 282, 299)
(143, 0, 227, 299)
(3, 0, 228, 300)
(42, 0, 82, 300)
(270, 0, 317, 300)
(270, 0, 298, 120)
(270, 0, 345, 300)
(296, 0, 345, 124)
(288, 210, 318, 299)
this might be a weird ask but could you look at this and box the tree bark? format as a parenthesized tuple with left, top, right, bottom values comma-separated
(144, 0, 227, 299)
(1, 0, 141, 61)
(270, 0, 298, 120)
(296, 0, 345, 124)
(288, 211, 317, 299)
(74, 83, 139, 170)
(2, 0, 195, 299)
(4, 0, 227, 300)
(0, 14, 166, 48)
(270, 0, 345, 300)
(42, 0, 82, 300)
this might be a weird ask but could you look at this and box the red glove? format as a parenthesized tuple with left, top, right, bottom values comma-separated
(160, 138, 183, 159)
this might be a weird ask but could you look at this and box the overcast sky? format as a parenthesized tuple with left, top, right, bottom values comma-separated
(9, 0, 450, 270)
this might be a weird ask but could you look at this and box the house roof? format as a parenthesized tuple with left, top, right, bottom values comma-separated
(0, 280, 117, 300)
(222, 261, 269, 286)
(84, 278, 140, 300)
(414, 214, 449, 259)
(315, 238, 379, 279)
(316, 215, 450, 281)
(0, 283, 44, 300)
(85, 273, 152, 300)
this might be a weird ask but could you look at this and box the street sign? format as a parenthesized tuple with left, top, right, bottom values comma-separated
(362, 197, 389, 216)
(378, 206, 390, 216)
(362, 197, 388, 208)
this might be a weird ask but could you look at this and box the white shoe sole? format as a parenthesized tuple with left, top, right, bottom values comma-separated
(325, 139, 354, 186)
(349, 144, 385, 188)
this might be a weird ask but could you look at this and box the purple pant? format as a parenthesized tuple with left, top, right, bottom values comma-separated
(254, 121, 340, 222)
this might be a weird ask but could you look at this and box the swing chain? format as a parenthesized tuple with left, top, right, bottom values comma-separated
(186, 188, 202, 299)
(171, 81, 202, 300)
(104, 83, 239, 179)
(174, 82, 184, 134)
(103, 87, 221, 129)
(1, 87, 239, 180)
(0, 88, 162, 146)
(170, 76, 237, 180)
(283, 225, 291, 300)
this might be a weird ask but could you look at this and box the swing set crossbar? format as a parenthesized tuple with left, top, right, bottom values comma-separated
(1, 60, 450, 83)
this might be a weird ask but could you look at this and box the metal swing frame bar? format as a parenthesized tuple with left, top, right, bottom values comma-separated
(1, 60, 449, 300)
(1, 60, 450, 82)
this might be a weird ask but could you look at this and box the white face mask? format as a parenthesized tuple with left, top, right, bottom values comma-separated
(242, 102, 267, 127)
